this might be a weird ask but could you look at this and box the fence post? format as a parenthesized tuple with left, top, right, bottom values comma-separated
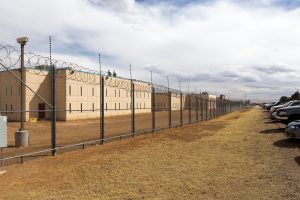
(180, 93, 183, 126)
(168, 91, 171, 128)
(214, 99, 216, 117)
(51, 63, 56, 156)
(206, 97, 208, 120)
(100, 75, 104, 144)
(201, 96, 203, 120)
(196, 95, 199, 122)
(221, 101, 223, 115)
(131, 80, 135, 137)
(216, 99, 219, 117)
(189, 94, 192, 124)
(209, 99, 212, 119)
(151, 87, 155, 132)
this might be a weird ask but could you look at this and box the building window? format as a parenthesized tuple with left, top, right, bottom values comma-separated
(144, 103, 145, 108)
(11, 86, 12, 96)
(105, 103, 107, 111)
(119, 103, 120, 110)
(69, 103, 72, 113)
(6, 87, 7, 96)
(119, 90, 120, 97)
(144, 92, 145, 98)
(81, 103, 83, 113)
(92, 103, 95, 112)
(115, 103, 116, 110)
(69, 85, 71, 96)
(81, 86, 83, 96)
(5, 104, 7, 114)
(126, 103, 128, 110)
(92, 87, 94, 96)
(106, 89, 107, 97)
(11, 104, 13, 114)
(115, 89, 116, 97)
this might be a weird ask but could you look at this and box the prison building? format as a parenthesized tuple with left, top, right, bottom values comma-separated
(154, 93, 185, 111)
(0, 68, 152, 121)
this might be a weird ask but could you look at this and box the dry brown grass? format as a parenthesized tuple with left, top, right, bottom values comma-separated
(1, 108, 300, 199)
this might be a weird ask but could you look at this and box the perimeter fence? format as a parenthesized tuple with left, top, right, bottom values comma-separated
(0, 44, 243, 165)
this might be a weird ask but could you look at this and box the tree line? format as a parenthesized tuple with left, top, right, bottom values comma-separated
(279, 91, 300, 102)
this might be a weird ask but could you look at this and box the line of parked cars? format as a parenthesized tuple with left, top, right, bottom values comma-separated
(263, 101, 300, 139)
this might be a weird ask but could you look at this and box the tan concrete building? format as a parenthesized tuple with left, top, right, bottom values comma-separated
(0, 68, 151, 121)
(0, 67, 217, 122)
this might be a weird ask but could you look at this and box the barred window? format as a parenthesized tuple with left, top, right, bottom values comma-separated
(69, 85, 71, 96)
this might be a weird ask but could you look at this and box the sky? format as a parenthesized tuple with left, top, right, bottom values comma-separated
(1, 0, 300, 101)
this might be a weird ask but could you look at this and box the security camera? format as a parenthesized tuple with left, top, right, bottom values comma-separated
(17, 37, 28, 44)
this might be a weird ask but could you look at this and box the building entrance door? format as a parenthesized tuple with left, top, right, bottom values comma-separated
(38, 103, 46, 119)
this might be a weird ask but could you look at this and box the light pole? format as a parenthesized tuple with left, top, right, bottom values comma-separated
(15, 37, 29, 147)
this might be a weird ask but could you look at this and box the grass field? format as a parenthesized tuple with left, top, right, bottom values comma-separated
(1, 107, 300, 199)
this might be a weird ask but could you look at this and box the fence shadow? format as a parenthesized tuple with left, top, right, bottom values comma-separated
(294, 156, 300, 166)
(259, 128, 285, 134)
(264, 121, 278, 124)
(273, 139, 300, 149)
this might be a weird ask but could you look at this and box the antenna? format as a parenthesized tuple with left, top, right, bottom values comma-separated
(188, 84, 190, 93)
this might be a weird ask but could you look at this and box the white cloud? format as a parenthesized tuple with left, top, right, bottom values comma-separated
(1, 0, 300, 101)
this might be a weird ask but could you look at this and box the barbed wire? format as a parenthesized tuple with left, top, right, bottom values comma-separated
(1, 44, 191, 94)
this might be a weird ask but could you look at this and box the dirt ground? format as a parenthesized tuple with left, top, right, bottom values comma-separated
(0, 107, 299, 199)
(3, 109, 213, 157)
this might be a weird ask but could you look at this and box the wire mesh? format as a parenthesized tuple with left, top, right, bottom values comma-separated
(0, 43, 244, 165)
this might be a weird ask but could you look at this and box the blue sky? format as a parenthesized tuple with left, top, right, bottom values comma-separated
(1, 0, 300, 101)
(137, 0, 300, 8)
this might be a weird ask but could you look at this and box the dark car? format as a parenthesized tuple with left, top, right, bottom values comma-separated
(276, 105, 300, 124)
(285, 120, 300, 139)
(266, 101, 282, 110)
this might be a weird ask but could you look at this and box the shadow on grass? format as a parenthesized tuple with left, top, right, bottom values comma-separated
(273, 139, 300, 149)
(264, 121, 278, 124)
(295, 156, 300, 166)
(260, 128, 285, 134)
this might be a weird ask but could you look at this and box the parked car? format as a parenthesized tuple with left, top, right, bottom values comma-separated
(276, 105, 300, 124)
(271, 100, 300, 119)
(266, 101, 282, 110)
(270, 101, 290, 113)
(285, 120, 300, 139)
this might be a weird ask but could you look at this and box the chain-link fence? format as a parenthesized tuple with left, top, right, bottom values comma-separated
(0, 44, 243, 165)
